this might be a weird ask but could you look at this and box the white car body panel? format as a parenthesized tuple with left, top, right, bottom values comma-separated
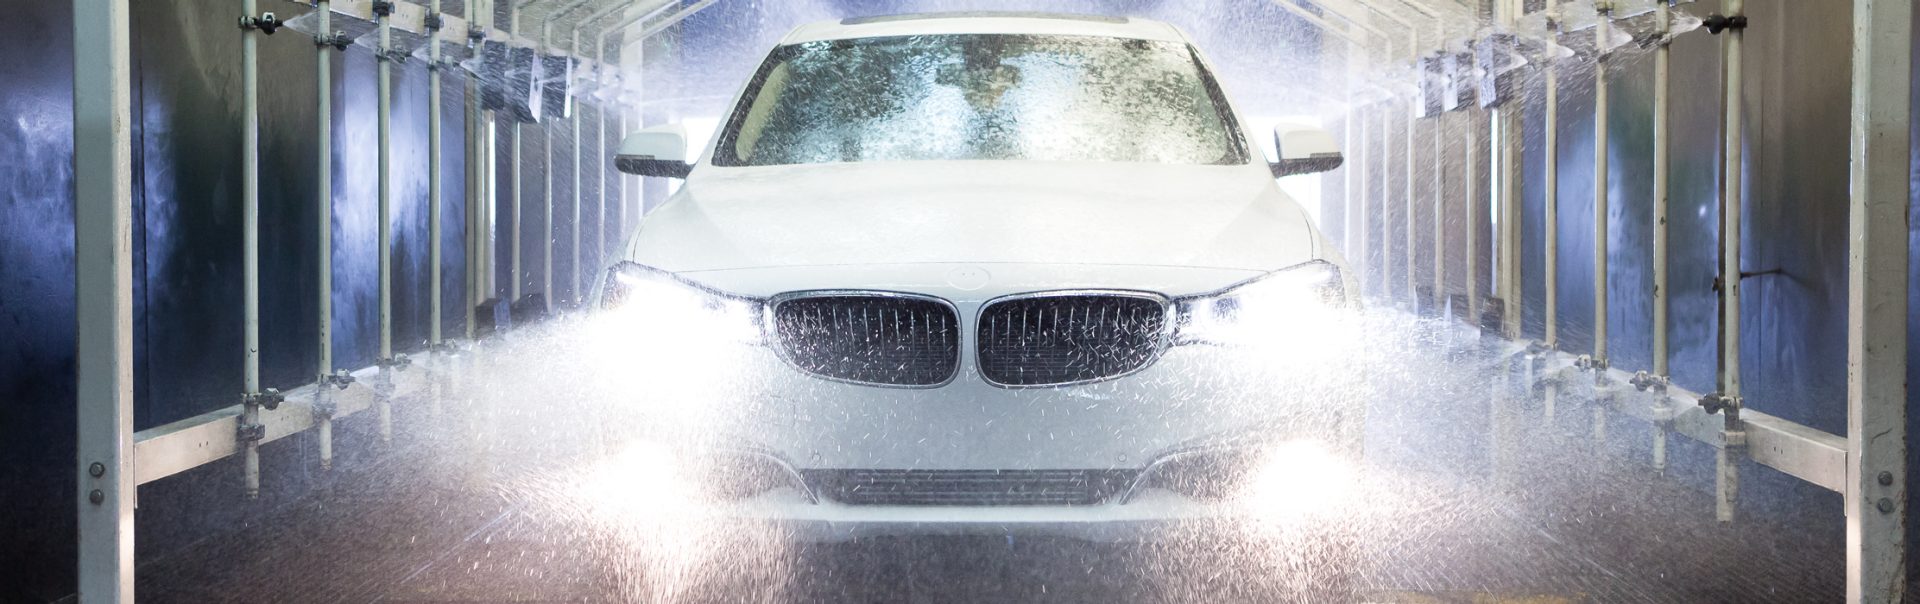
(602, 13, 1358, 541)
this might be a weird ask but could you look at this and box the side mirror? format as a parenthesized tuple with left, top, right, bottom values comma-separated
(615, 124, 693, 178)
(1269, 123, 1343, 178)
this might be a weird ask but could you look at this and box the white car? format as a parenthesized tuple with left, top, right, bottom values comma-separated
(602, 11, 1360, 548)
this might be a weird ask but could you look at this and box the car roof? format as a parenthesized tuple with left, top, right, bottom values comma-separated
(781, 12, 1188, 45)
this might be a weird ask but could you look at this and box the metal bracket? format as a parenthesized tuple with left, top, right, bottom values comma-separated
(1702, 13, 1747, 35)
(320, 369, 355, 390)
(1573, 355, 1609, 373)
(236, 420, 267, 445)
(377, 354, 412, 372)
(1698, 392, 1744, 417)
(424, 12, 443, 31)
(239, 12, 281, 34)
(315, 31, 352, 51)
(467, 25, 486, 43)
(371, 0, 394, 17)
(375, 49, 409, 64)
(241, 388, 285, 411)
(1628, 371, 1671, 393)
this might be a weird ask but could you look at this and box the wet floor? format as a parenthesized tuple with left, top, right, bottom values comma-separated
(132, 326, 1842, 603)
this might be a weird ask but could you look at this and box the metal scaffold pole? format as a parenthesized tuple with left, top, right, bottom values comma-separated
(375, 0, 397, 443)
(315, 0, 343, 469)
(1649, 0, 1674, 473)
(1591, 5, 1613, 443)
(240, 0, 269, 498)
(1542, 56, 1559, 422)
(1845, 0, 1910, 599)
(73, 0, 135, 598)
(1713, 0, 1745, 523)
(428, 0, 443, 348)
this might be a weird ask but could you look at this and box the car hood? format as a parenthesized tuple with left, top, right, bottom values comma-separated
(622, 160, 1322, 274)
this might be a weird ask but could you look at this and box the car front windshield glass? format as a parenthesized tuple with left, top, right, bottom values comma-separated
(716, 34, 1247, 167)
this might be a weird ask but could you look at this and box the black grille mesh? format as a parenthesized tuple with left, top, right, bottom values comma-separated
(977, 294, 1169, 386)
(773, 295, 960, 386)
(804, 469, 1136, 506)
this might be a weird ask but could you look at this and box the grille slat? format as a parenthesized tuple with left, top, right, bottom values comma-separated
(805, 469, 1137, 506)
(977, 293, 1169, 387)
(774, 294, 959, 387)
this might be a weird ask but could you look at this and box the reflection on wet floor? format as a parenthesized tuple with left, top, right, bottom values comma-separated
(134, 314, 1842, 603)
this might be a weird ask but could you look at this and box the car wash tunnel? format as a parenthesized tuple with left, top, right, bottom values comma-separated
(5, 0, 1920, 601)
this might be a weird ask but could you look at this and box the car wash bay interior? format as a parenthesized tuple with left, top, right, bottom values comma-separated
(4, 0, 1918, 601)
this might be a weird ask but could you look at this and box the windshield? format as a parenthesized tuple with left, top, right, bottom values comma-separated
(714, 34, 1249, 167)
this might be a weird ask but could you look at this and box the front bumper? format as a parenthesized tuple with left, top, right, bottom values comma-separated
(718, 488, 1237, 543)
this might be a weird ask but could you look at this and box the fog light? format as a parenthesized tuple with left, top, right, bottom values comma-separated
(1239, 440, 1356, 521)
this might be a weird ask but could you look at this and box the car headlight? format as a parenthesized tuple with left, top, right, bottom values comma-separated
(602, 262, 765, 345)
(1174, 260, 1349, 345)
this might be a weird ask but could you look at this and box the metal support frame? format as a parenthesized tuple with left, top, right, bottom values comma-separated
(73, 0, 135, 598)
(1844, 0, 1910, 598)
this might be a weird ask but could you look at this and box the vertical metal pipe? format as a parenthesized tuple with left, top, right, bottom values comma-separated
(1651, 0, 1673, 473)
(375, 8, 395, 443)
(1431, 91, 1446, 315)
(241, 0, 264, 498)
(428, 0, 442, 347)
(571, 30, 584, 309)
(316, 0, 336, 470)
(1592, 11, 1613, 444)
(1377, 106, 1392, 299)
(1464, 108, 1481, 322)
(1714, 0, 1745, 523)
(1344, 106, 1359, 262)
(464, 32, 479, 341)
(1543, 62, 1559, 423)
(1543, 64, 1558, 350)
(1404, 104, 1417, 308)
(1497, 104, 1522, 339)
(427, 0, 444, 420)
(73, 0, 135, 597)
(1847, 0, 1912, 598)
(1593, 16, 1611, 367)
(544, 115, 555, 312)
(1355, 105, 1371, 288)
(510, 122, 522, 301)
